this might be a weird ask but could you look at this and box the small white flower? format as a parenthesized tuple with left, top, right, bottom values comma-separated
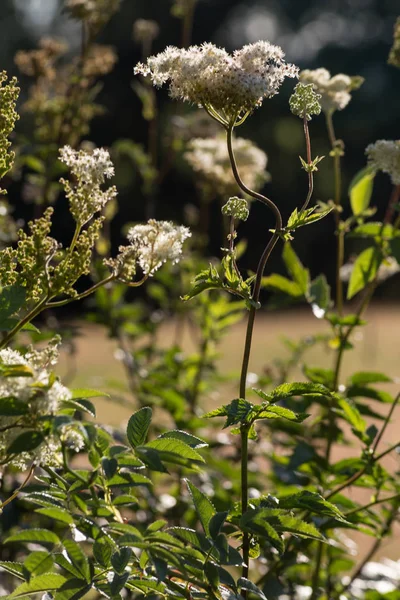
(365, 140, 400, 185)
(135, 41, 298, 124)
(299, 68, 362, 113)
(127, 219, 191, 276)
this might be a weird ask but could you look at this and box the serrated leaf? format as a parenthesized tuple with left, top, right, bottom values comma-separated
(237, 578, 267, 600)
(346, 385, 393, 404)
(352, 222, 395, 239)
(186, 480, 216, 537)
(256, 405, 309, 423)
(349, 166, 375, 216)
(209, 512, 228, 540)
(278, 491, 345, 520)
(0, 562, 25, 580)
(111, 548, 132, 574)
(4, 573, 66, 598)
(127, 407, 152, 448)
(35, 507, 74, 525)
(23, 552, 54, 578)
(158, 430, 208, 448)
(283, 243, 309, 294)
(337, 397, 366, 433)
(266, 382, 332, 402)
(63, 539, 90, 583)
(62, 398, 96, 417)
(240, 512, 284, 554)
(54, 578, 91, 600)
(7, 431, 44, 455)
(93, 537, 114, 568)
(144, 437, 205, 463)
(303, 366, 334, 388)
(347, 246, 383, 299)
(5, 529, 60, 548)
(107, 472, 152, 487)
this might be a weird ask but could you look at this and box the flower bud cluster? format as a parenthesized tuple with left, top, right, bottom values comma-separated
(299, 68, 363, 113)
(0, 341, 85, 470)
(0, 72, 19, 188)
(135, 41, 298, 124)
(222, 197, 249, 221)
(59, 145, 117, 225)
(388, 17, 400, 69)
(133, 19, 160, 45)
(14, 38, 67, 80)
(65, 0, 121, 33)
(365, 140, 400, 185)
(289, 82, 321, 121)
(184, 134, 268, 197)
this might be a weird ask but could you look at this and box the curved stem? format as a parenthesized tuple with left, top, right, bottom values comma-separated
(46, 274, 116, 308)
(227, 124, 282, 594)
(0, 463, 36, 510)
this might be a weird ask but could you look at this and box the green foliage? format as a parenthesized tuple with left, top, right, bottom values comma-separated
(347, 246, 383, 299)
(349, 166, 376, 216)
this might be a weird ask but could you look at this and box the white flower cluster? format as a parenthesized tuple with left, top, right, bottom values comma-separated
(127, 219, 191, 276)
(135, 41, 298, 124)
(59, 145, 117, 225)
(184, 134, 269, 197)
(0, 342, 85, 470)
(365, 140, 400, 185)
(299, 68, 362, 113)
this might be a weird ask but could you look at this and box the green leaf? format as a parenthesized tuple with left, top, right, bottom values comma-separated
(0, 562, 25, 580)
(307, 274, 331, 311)
(349, 166, 375, 216)
(127, 407, 152, 448)
(35, 507, 74, 525)
(286, 206, 333, 232)
(346, 385, 394, 404)
(143, 437, 205, 465)
(348, 372, 392, 386)
(278, 491, 345, 520)
(256, 405, 309, 423)
(337, 397, 366, 433)
(93, 537, 114, 568)
(283, 243, 309, 294)
(242, 508, 324, 546)
(0, 285, 26, 325)
(267, 382, 332, 402)
(240, 511, 284, 554)
(352, 222, 395, 239)
(158, 430, 208, 448)
(222, 398, 254, 428)
(347, 246, 383, 299)
(71, 388, 109, 399)
(23, 552, 54, 578)
(7, 431, 44, 455)
(63, 539, 90, 583)
(5, 529, 60, 548)
(4, 574, 66, 599)
(0, 318, 40, 333)
(237, 578, 267, 600)
(107, 472, 152, 487)
(0, 397, 28, 416)
(111, 548, 132, 574)
(303, 366, 334, 388)
(54, 578, 91, 600)
(186, 480, 216, 538)
(62, 398, 96, 417)
(260, 274, 303, 297)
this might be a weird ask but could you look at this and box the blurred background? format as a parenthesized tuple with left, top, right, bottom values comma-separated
(2, 0, 400, 293)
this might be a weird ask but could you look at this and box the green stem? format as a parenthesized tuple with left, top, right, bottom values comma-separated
(46, 274, 116, 307)
(0, 296, 48, 349)
(326, 111, 343, 316)
(344, 492, 400, 518)
(226, 124, 282, 594)
(300, 115, 314, 213)
(310, 542, 324, 600)
(0, 463, 35, 510)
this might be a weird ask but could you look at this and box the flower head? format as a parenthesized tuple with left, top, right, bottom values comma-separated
(133, 19, 160, 44)
(135, 41, 298, 125)
(184, 134, 269, 197)
(365, 140, 400, 185)
(59, 145, 117, 225)
(127, 220, 191, 276)
(0, 341, 84, 470)
(299, 68, 363, 113)
(289, 82, 321, 121)
(222, 197, 249, 221)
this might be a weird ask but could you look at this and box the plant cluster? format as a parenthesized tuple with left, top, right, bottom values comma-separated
(0, 2, 399, 600)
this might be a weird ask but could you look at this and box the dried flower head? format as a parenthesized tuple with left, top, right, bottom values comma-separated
(65, 0, 121, 33)
(59, 145, 117, 225)
(133, 19, 160, 44)
(222, 197, 249, 221)
(388, 17, 400, 68)
(0, 72, 20, 189)
(127, 220, 191, 276)
(82, 44, 118, 78)
(365, 140, 400, 185)
(299, 68, 363, 113)
(15, 38, 67, 80)
(184, 134, 269, 197)
(135, 41, 298, 126)
(0, 341, 84, 470)
(289, 82, 321, 121)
